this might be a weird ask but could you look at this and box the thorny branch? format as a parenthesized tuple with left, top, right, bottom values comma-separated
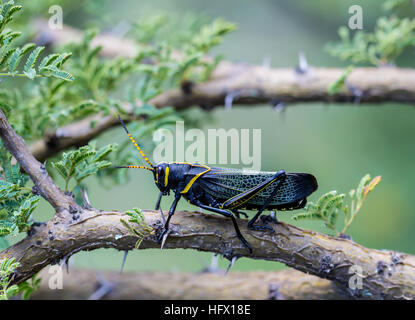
(28, 20, 415, 163)
(1, 206, 415, 300)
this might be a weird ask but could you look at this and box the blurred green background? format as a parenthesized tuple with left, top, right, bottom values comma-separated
(22, 0, 415, 272)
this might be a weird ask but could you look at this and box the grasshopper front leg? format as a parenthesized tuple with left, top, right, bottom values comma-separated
(157, 192, 181, 245)
(155, 191, 163, 210)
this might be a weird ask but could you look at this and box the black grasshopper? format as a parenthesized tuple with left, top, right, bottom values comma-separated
(114, 116, 318, 253)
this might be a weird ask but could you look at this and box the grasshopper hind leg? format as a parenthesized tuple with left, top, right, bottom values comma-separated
(190, 199, 252, 254)
(247, 171, 287, 232)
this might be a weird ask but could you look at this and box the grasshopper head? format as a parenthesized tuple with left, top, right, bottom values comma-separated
(154, 162, 170, 195)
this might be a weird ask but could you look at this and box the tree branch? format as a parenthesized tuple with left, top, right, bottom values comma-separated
(152, 64, 415, 108)
(1, 207, 414, 299)
(27, 20, 415, 163)
(30, 112, 127, 163)
(31, 268, 349, 300)
(0, 110, 78, 213)
(33, 18, 415, 106)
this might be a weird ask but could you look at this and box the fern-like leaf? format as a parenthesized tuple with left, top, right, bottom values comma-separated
(39, 53, 60, 69)
(356, 174, 371, 202)
(23, 46, 44, 79)
(39, 65, 74, 81)
(51, 161, 69, 180)
(292, 211, 322, 221)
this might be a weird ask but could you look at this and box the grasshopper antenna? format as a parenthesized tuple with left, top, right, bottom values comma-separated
(117, 114, 154, 169)
(112, 165, 154, 172)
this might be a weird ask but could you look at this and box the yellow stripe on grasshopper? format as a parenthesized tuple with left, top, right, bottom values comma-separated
(165, 166, 170, 187)
(180, 164, 211, 194)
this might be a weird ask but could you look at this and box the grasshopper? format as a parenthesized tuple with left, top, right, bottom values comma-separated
(114, 116, 318, 253)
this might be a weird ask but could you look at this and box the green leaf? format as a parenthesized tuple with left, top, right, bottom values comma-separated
(5, 164, 22, 185)
(71, 150, 96, 167)
(315, 191, 337, 215)
(52, 52, 72, 68)
(356, 174, 371, 201)
(51, 161, 69, 179)
(39, 53, 60, 69)
(93, 144, 117, 162)
(18, 273, 41, 300)
(293, 211, 322, 221)
(0, 256, 21, 300)
(74, 163, 99, 182)
(20, 42, 35, 54)
(321, 193, 345, 218)
(7, 47, 21, 73)
(19, 195, 40, 221)
(121, 207, 153, 248)
(23, 46, 44, 79)
(40, 65, 74, 81)
(0, 47, 17, 68)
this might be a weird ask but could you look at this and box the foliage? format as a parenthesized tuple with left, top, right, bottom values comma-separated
(293, 174, 382, 236)
(178, 18, 237, 83)
(0, 257, 39, 300)
(120, 208, 154, 249)
(0, 5, 235, 155)
(16, 272, 41, 300)
(0, 1, 73, 80)
(0, 257, 19, 299)
(326, 0, 415, 66)
(129, 16, 236, 87)
(0, 143, 39, 237)
(51, 141, 117, 191)
(383, 0, 411, 11)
